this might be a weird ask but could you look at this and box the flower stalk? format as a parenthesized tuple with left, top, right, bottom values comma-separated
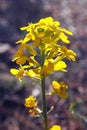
(41, 77, 48, 130)
(41, 50, 49, 130)
(10, 17, 77, 130)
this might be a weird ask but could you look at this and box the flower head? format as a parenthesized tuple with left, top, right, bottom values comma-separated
(10, 17, 76, 81)
(40, 59, 67, 77)
(24, 96, 37, 108)
(50, 125, 61, 130)
(24, 96, 42, 116)
(10, 68, 24, 81)
(51, 80, 68, 99)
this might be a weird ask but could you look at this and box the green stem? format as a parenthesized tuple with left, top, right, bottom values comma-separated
(41, 78, 49, 130)
(41, 50, 49, 130)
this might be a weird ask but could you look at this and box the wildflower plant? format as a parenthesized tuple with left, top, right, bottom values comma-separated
(10, 17, 76, 130)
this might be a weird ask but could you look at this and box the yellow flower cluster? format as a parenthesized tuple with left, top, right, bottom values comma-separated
(24, 96, 37, 108)
(51, 80, 68, 99)
(50, 125, 61, 130)
(10, 17, 76, 81)
(24, 96, 41, 116)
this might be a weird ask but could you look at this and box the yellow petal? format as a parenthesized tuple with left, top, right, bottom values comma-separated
(10, 69, 18, 75)
(26, 69, 40, 79)
(51, 21, 60, 30)
(16, 39, 23, 44)
(20, 26, 29, 30)
(32, 39, 40, 46)
(52, 81, 61, 92)
(58, 91, 68, 99)
(45, 17, 53, 23)
(63, 29, 73, 36)
(60, 32, 70, 43)
(42, 37, 52, 43)
(41, 60, 54, 77)
(50, 125, 61, 130)
(24, 96, 36, 108)
(16, 56, 28, 65)
(47, 61, 54, 74)
(39, 17, 53, 24)
(54, 61, 67, 71)
(60, 81, 68, 90)
(67, 50, 76, 61)
(23, 36, 31, 43)
(28, 56, 39, 66)
(17, 69, 24, 78)
(36, 32, 45, 38)
(40, 65, 47, 77)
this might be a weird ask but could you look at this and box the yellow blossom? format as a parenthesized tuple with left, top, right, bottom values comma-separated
(23, 59, 67, 79)
(26, 68, 41, 79)
(19, 17, 73, 48)
(40, 59, 67, 77)
(54, 60, 67, 72)
(24, 96, 37, 108)
(51, 80, 68, 99)
(66, 50, 76, 61)
(24, 96, 42, 116)
(50, 125, 61, 130)
(10, 16, 76, 81)
(57, 45, 76, 61)
(10, 16, 77, 130)
(10, 68, 24, 81)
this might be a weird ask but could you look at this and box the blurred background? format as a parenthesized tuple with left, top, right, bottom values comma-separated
(0, 0, 87, 130)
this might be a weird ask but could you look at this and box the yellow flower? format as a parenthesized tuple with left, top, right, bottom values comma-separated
(10, 68, 24, 81)
(24, 96, 42, 116)
(52, 81, 60, 92)
(10, 17, 76, 81)
(52, 80, 68, 99)
(24, 96, 37, 108)
(54, 60, 67, 72)
(57, 46, 76, 61)
(20, 23, 36, 40)
(19, 17, 73, 48)
(24, 58, 67, 79)
(40, 60, 67, 78)
(26, 68, 41, 79)
(66, 50, 76, 61)
(50, 125, 61, 130)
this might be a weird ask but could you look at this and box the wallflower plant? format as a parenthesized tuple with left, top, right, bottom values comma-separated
(10, 17, 76, 130)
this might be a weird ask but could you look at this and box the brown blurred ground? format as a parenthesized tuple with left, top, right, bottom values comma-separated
(0, 0, 87, 130)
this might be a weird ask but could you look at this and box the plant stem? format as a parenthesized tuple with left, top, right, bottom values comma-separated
(41, 77, 49, 130)
(41, 50, 49, 130)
